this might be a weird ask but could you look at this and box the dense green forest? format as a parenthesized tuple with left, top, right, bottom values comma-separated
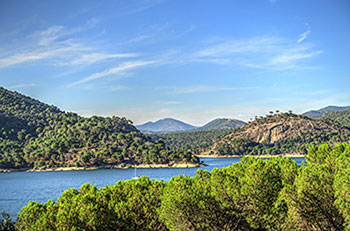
(195, 118, 245, 131)
(0, 87, 198, 170)
(2, 143, 349, 230)
(314, 108, 350, 128)
(150, 129, 232, 155)
(211, 113, 350, 156)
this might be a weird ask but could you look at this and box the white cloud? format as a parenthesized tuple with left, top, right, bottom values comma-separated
(155, 101, 182, 105)
(71, 60, 157, 86)
(270, 50, 323, 65)
(297, 29, 311, 43)
(192, 35, 322, 70)
(159, 85, 259, 94)
(0, 20, 133, 69)
(0, 45, 85, 69)
(70, 53, 138, 65)
(8, 83, 37, 89)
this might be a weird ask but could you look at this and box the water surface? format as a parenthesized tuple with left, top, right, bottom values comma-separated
(0, 157, 305, 218)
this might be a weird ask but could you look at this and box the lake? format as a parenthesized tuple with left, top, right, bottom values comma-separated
(0, 157, 305, 218)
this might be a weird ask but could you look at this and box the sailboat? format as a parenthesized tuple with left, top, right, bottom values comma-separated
(132, 163, 139, 180)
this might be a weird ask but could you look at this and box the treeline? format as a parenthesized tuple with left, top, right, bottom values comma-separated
(4, 143, 349, 230)
(0, 87, 198, 169)
(150, 129, 232, 155)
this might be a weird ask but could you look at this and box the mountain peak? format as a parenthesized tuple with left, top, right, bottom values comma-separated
(136, 118, 196, 132)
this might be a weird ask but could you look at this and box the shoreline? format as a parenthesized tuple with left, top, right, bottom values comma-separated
(0, 154, 305, 173)
(196, 153, 305, 158)
(0, 162, 203, 173)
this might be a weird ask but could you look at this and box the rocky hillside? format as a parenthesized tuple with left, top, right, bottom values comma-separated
(0, 87, 198, 170)
(207, 113, 350, 156)
(196, 118, 245, 131)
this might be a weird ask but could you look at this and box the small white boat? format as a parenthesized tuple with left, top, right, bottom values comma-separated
(132, 165, 139, 180)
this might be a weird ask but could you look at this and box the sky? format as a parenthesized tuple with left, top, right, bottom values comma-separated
(0, 0, 349, 126)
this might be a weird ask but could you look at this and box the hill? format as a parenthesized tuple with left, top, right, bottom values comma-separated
(206, 112, 350, 156)
(136, 118, 196, 132)
(313, 108, 350, 128)
(195, 118, 245, 131)
(302, 105, 350, 118)
(0, 87, 199, 170)
(150, 129, 232, 155)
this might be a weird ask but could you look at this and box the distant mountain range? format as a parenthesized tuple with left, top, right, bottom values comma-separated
(136, 118, 197, 132)
(136, 118, 246, 132)
(302, 105, 350, 118)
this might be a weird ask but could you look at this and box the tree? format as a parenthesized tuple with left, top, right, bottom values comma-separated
(0, 211, 16, 231)
(283, 144, 346, 230)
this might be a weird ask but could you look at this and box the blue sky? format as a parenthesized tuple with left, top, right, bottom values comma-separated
(0, 0, 349, 125)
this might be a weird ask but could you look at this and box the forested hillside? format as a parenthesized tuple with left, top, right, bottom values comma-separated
(9, 143, 350, 231)
(208, 112, 350, 156)
(314, 108, 350, 128)
(150, 129, 232, 155)
(195, 118, 245, 130)
(0, 87, 198, 170)
(302, 105, 350, 118)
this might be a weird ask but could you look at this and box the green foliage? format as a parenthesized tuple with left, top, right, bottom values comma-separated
(315, 108, 350, 128)
(17, 177, 166, 231)
(0, 211, 16, 231)
(196, 118, 245, 130)
(14, 143, 350, 230)
(283, 143, 348, 230)
(150, 129, 231, 155)
(0, 87, 198, 169)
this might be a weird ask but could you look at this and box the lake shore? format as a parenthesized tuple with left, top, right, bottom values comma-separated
(196, 153, 305, 158)
(0, 162, 203, 173)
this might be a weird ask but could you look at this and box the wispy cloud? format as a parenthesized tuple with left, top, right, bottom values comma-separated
(0, 20, 134, 69)
(69, 53, 138, 65)
(71, 60, 157, 86)
(159, 85, 259, 94)
(155, 101, 182, 105)
(0, 44, 85, 69)
(297, 29, 311, 43)
(192, 35, 322, 70)
(270, 50, 323, 65)
(8, 83, 37, 89)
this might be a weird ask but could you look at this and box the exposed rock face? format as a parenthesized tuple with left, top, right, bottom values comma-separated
(233, 115, 337, 144)
(208, 113, 348, 155)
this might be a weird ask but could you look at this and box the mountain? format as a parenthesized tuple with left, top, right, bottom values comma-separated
(136, 118, 197, 132)
(196, 118, 245, 130)
(206, 113, 350, 156)
(0, 87, 199, 170)
(313, 108, 350, 128)
(302, 105, 350, 118)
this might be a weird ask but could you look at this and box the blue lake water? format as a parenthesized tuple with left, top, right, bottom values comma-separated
(0, 157, 305, 218)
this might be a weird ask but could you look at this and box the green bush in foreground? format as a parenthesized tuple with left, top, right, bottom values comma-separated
(16, 143, 350, 230)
